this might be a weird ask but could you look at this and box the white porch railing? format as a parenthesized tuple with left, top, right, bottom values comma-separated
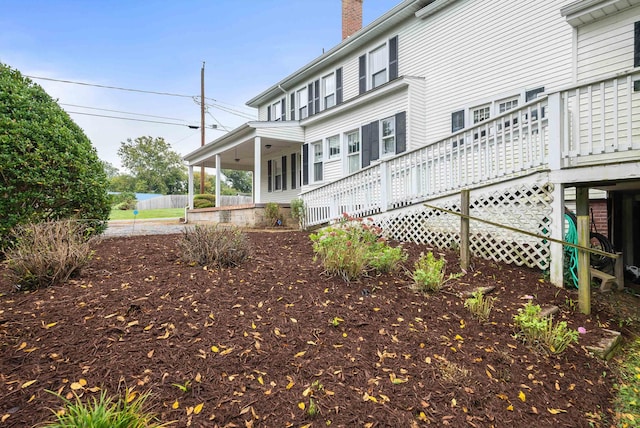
(301, 70, 640, 228)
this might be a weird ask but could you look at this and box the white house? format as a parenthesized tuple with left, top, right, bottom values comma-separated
(184, 0, 640, 288)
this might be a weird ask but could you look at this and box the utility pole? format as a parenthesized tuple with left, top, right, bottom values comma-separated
(200, 62, 206, 194)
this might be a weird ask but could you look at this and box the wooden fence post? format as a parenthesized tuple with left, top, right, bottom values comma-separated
(460, 189, 470, 271)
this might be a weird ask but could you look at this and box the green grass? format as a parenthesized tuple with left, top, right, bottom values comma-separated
(109, 208, 184, 220)
(615, 338, 640, 427)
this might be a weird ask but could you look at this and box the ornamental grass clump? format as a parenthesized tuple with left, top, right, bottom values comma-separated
(310, 213, 407, 282)
(42, 390, 173, 428)
(3, 220, 96, 291)
(464, 291, 496, 322)
(178, 224, 250, 268)
(513, 302, 579, 354)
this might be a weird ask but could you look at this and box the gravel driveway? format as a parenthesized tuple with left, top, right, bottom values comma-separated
(103, 218, 190, 237)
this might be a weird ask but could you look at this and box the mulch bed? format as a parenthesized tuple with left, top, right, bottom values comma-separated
(0, 230, 630, 427)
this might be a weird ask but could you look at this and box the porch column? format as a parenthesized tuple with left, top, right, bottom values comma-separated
(188, 165, 194, 209)
(549, 183, 565, 287)
(254, 137, 262, 204)
(215, 154, 222, 207)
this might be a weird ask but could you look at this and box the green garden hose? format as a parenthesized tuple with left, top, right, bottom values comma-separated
(564, 214, 578, 288)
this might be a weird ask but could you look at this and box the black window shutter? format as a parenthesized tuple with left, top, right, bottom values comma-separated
(290, 93, 295, 120)
(307, 83, 314, 115)
(635, 21, 640, 67)
(336, 67, 343, 105)
(281, 155, 287, 190)
(451, 110, 465, 133)
(361, 123, 372, 167)
(395, 111, 406, 154)
(358, 54, 367, 94)
(314, 79, 320, 113)
(291, 153, 297, 189)
(370, 120, 379, 162)
(361, 120, 379, 167)
(267, 160, 273, 192)
(389, 36, 398, 81)
(267, 105, 271, 122)
(281, 97, 286, 121)
(302, 144, 309, 185)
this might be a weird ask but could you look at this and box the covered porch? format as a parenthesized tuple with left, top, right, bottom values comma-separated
(182, 121, 304, 226)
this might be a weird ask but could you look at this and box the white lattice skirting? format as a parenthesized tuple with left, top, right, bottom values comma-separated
(375, 180, 554, 270)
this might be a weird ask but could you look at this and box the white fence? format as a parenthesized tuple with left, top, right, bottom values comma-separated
(137, 195, 188, 210)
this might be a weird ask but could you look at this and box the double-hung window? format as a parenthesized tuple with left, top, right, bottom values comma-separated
(381, 116, 395, 156)
(272, 101, 282, 121)
(274, 159, 282, 190)
(312, 142, 323, 182)
(370, 44, 387, 89)
(323, 73, 336, 109)
(297, 87, 308, 119)
(472, 105, 490, 124)
(327, 135, 340, 159)
(346, 130, 360, 174)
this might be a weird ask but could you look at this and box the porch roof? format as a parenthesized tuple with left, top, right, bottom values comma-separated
(183, 121, 304, 170)
(561, 0, 640, 26)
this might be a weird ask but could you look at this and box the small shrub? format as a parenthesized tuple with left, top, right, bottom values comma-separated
(464, 291, 496, 322)
(310, 213, 405, 282)
(411, 252, 446, 292)
(42, 389, 172, 428)
(3, 220, 96, 291)
(193, 198, 214, 209)
(194, 194, 216, 204)
(290, 198, 305, 228)
(178, 224, 250, 267)
(513, 302, 579, 354)
(368, 244, 407, 273)
(264, 202, 282, 226)
(111, 191, 137, 208)
(115, 200, 136, 210)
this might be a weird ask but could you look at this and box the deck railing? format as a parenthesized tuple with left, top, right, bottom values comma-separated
(301, 70, 640, 228)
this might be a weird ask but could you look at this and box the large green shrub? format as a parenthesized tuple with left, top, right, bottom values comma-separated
(193, 194, 215, 208)
(0, 63, 110, 249)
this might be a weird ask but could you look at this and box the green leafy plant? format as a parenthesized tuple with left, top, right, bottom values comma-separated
(171, 380, 191, 393)
(42, 390, 173, 428)
(0, 63, 110, 250)
(614, 338, 640, 425)
(290, 198, 305, 229)
(411, 252, 446, 292)
(464, 291, 496, 322)
(310, 213, 406, 282)
(264, 202, 282, 227)
(177, 224, 250, 268)
(3, 220, 96, 291)
(329, 317, 344, 327)
(513, 302, 579, 354)
(368, 244, 407, 273)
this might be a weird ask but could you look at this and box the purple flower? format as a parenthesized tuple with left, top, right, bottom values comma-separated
(578, 327, 587, 334)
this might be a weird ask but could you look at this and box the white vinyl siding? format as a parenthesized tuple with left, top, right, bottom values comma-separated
(400, 0, 572, 143)
(576, 5, 640, 81)
(303, 89, 408, 187)
(259, 149, 302, 204)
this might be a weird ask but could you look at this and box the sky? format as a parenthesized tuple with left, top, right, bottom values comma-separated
(0, 0, 401, 171)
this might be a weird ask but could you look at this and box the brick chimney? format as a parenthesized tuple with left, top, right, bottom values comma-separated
(342, 0, 363, 40)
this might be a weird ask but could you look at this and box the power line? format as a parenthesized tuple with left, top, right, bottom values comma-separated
(28, 74, 256, 114)
(60, 103, 190, 122)
(27, 75, 196, 99)
(66, 111, 200, 127)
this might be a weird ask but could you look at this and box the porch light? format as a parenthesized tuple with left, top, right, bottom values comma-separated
(265, 144, 272, 149)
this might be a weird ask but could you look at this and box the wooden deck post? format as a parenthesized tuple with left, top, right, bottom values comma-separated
(576, 187, 590, 315)
(460, 189, 470, 271)
(615, 252, 624, 290)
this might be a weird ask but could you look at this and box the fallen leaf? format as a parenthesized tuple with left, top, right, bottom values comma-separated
(518, 390, 526, 402)
(21, 380, 37, 389)
(172, 400, 180, 409)
(294, 351, 306, 358)
(211, 345, 220, 353)
(547, 408, 567, 414)
(298, 402, 306, 410)
(194, 403, 204, 414)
